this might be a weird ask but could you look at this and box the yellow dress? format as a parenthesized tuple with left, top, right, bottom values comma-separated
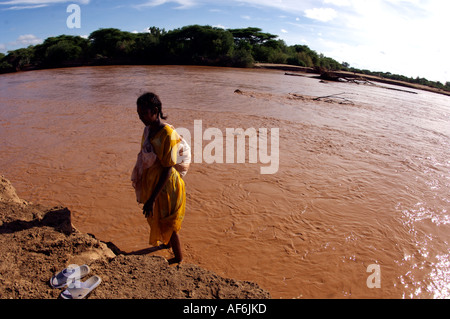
(139, 125, 186, 246)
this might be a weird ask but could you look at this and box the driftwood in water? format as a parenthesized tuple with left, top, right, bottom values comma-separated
(320, 71, 375, 85)
(318, 71, 418, 94)
(284, 72, 310, 78)
(313, 92, 354, 105)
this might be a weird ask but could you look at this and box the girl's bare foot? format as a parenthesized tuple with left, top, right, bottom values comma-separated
(169, 232, 183, 264)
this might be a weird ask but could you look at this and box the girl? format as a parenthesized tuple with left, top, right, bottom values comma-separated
(131, 92, 186, 263)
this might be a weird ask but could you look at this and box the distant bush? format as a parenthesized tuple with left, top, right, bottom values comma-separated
(0, 61, 14, 73)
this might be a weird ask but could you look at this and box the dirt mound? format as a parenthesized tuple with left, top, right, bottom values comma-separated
(0, 176, 270, 299)
(0, 175, 26, 205)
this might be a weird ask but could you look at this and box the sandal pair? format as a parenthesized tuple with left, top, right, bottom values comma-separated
(50, 264, 101, 299)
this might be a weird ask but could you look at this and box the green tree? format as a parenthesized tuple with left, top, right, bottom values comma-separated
(228, 27, 278, 45)
(253, 39, 288, 63)
(133, 31, 163, 63)
(0, 52, 14, 73)
(285, 45, 320, 68)
(318, 54, 341, 71)
(230, 47, 254, 67)
(88, 28, 134, 59)
(4, 46, 35, 69)
(33, 35, 89, 66)
(161, 25, 234, 65)
(44, 41, 82, 66)
(148, 27, 167, 37)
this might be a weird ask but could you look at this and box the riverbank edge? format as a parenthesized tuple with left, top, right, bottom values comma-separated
(254, 63, 450, 97)
(0, 175, 270, 299)
(2, 62, 449, 98)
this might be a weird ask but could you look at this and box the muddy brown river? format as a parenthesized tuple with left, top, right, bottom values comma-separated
(0, 65, 449, 298)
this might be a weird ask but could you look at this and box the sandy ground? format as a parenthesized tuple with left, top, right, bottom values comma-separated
(0, 176, 270, 299)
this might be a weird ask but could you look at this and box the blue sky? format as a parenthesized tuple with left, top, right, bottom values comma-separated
(0, 0, 449, 83)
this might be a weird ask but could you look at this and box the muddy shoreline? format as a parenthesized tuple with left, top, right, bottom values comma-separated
(254, 63, 450, 97)
(0, 176, 270, 299)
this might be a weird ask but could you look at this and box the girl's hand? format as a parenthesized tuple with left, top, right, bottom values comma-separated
(143, 198, 155, 218)
(143, 167, 171, 218)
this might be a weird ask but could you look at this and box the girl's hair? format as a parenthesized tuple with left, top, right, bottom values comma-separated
(137, 92, 167, 120)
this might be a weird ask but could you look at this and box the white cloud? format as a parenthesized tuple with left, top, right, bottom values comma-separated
(290, 0, 449, 82)
(316, 24, 449, 82)
(15, 34, 43, 46)
(0, 34, 43, 52)
(281, 29, 288, 33)
(232, 0, 305, 13)
(133, 0, 167, 8)
(0, 0, 89, 4)
(0, 0, 89, 10)
(317, 39, 387, 70)
(132, 0, 316, 14)
(323, 0, 351, 6)
(134, 0, 197, 9)
(304, 7, 337, 22)
(4, 4, 47, 9)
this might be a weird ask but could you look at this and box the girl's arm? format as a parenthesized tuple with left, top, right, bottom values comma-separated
(143, 166, 171, 218)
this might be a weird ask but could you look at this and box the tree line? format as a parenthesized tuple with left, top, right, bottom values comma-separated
(1, 25, 448, 92)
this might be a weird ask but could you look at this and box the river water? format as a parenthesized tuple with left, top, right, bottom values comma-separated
(0, 65, 449, 298)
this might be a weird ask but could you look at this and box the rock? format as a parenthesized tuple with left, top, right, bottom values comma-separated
(0, 175, 27, 205)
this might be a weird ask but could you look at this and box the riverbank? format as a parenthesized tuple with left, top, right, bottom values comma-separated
(254, 63, 450, 97)
(0, 176, 270, 299)
(2, 61, 449, 98)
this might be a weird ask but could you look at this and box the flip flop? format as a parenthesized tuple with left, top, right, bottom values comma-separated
(60, 275, 102, 299)
(50, 264, 90, 289)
